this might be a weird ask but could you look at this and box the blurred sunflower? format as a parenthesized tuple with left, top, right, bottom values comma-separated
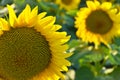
(55, 0, 81, 11)
(0, 4, 71, 80)
(75, 1, 120, 48)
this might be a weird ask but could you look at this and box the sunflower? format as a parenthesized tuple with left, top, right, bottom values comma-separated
(55, 0, 81, 11)
(75, 1, 120, 48)
(0, 4, 71, 80)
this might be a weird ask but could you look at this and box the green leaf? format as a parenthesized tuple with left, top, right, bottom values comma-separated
(108, 53, 120, 65)
(38, 2, 50, 11)
(113, 37, 120, 46)
(66, 9, 78, 17)
(94, 76, 114, 80)
(69, 39, 82, 49)
(14, 0, 25, 5)
(75, 66, 94, 80)
(87, 53, 103, 62)
(79, 47, 106, 64)
(114, 53, 120, 64)
(68, 47, 91, 69)
(110, 67, 120, 80)
(38, 1, 59, 15)
(0, 0, 13, 6)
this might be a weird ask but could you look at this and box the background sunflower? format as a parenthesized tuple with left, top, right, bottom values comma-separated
(75, 1, 120, 48)
(55, 0, 81, 11)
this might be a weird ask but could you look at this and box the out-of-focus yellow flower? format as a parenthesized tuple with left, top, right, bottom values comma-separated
(55, 0, 81, 11)
(0, 4, 72, 80)
(75, 1, 120, 48)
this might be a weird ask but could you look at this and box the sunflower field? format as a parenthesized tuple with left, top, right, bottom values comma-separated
(0, 0, 120, 80)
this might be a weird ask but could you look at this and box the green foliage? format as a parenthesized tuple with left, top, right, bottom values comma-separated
(75, 66, 94, 80)
(67, 38, 120, 80)
(110, 67, 120, 80)
(0, 0, 13, 6)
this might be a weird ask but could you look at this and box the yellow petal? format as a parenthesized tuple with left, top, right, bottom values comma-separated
(17, 4, 31, 26)
(86, 1, 97, 10)
(26, 6, 38, 27)
(7, 5, 17, 27)
(101, 2, 112, 10)
(0, 18, 10, 31)
(31, 6, 38, 17)
(39, 16, 56, 28)
(52, 25, 62, 31)
(38, 12, 47, 20)
(94, 1, 100, 7)
(24, 4, 31, 23)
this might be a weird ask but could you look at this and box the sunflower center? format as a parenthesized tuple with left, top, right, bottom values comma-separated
(0, 27, 51, 80)
(86, 10, 113, 34)
(61, 0, 72, 5)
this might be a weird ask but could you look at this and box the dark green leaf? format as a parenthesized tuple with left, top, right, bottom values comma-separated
(94, 76, 114, 80)
(75, 66, 94, 80)
(0, 0, 13, 6)
(110, 67, 120, 80)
